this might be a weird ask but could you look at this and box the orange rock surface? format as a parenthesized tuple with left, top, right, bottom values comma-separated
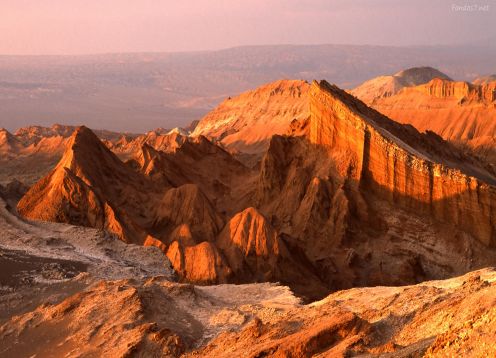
(350, 66, 452, 103)
(15, 79, 496, 300)
(353, 72, 496, 164)
(192, 79, 310, 154)
(310, 80, 496, 246)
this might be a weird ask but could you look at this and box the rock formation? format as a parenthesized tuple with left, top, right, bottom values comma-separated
(16, 79, 496, 301)
(473, 74, 496, 85)
(254, 80, 496, 292)
(311, 80, 496, 246)
(190, 269, 496, 357)
(353, 71, 496, 164)
(0, 123, 195, 185)
(350, 66, 452, 103)
(4, 190, 496, 357)
(192, 79, 310, 154)
(0, 128, 22, 156)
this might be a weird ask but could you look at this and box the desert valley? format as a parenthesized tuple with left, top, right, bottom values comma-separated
(1, 63, 496, 356)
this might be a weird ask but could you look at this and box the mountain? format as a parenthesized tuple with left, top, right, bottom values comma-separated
(193, 80, 310, 154)
(16, 125, 324, 295)
(17, 80, 496, 301)
(353, 74, 496, 164)
(350, 66, 452, 103)
(17, 126, 154, 244)
(0, 128, 22, 156)
(0, 123, 196, 185)
(253, 80, 496, 290)
(2, 44, 496, 133)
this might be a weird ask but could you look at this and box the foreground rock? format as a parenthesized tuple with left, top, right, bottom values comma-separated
(190, 268, 496, 357)
(2, 194, 496, 357)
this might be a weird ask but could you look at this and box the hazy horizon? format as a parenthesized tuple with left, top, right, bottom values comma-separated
(0, 0, 494, 56)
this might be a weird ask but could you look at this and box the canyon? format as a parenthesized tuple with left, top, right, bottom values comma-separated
(14, 79, 496, 302)
(3, 74, 496, 356)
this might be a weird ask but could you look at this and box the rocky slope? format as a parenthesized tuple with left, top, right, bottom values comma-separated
(473, 74, 496, 85)
(16, 126, 324, 296)
(3, 192, 496, 357)
(192, 79, 310, 154)
(350, 66, 452, 104)
(0, 124, 195, 185)
(353, 73, 496, 164)
(191, 268, 496, 357)
(16, 79, 496, 302)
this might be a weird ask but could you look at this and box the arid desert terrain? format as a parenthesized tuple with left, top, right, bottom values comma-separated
(1, 62, 496, 356)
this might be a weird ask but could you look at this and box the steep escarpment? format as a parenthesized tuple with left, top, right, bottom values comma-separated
(252, 80, 496, 292)
(310, 80, 496, 247)
(354, 76, 496, 164)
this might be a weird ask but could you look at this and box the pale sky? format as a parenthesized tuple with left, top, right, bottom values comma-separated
(0, 0, 494, 55)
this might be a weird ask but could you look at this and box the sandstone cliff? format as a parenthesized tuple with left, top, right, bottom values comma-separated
(254, 80, 496, 292)
(311, 80, 496, 246)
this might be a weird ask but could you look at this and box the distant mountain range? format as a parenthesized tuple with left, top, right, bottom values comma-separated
(0, 44, 495, 132)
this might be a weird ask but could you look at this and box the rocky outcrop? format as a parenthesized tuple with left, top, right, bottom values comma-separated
(166, 240, 232, 284)
(473, 74, 496, 85)
(354, 74, 496, 165)
(153, 184, 224, 244)
(217, 207, 283, 277)
(310, 80, 496, 247)
(350, 66, 452, 103)
(193, 79, 310, 154)
(15, 126, 250, 286)
(17, 126, 154, 244)
(191, 269, 496, 357)
(216, 207, 328, 298)
(413, 78, 496, 103)
(0, 128, 22, 155)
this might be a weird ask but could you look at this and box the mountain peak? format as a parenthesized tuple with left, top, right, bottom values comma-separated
(394, 66, 452, 83)
(193, 79, 310, 154)
(351, 66, 452, 104)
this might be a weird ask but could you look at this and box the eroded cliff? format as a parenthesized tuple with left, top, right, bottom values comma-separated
(310, 80, 496, 246)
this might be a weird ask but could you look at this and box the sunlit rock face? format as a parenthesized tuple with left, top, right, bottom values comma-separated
(309, 80, 496, 246)
(15, 79, 496, 296)
(354, 74, 496, 165)
(193, 79, 310, 154)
